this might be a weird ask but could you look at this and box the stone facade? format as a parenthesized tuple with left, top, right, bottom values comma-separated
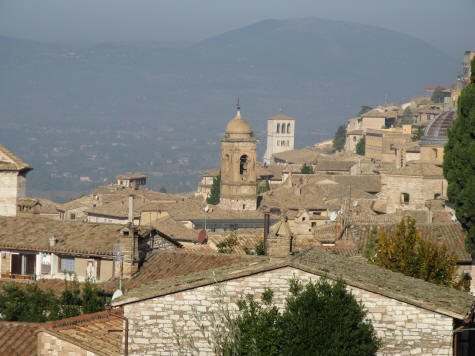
(0, 172, 26, 217)
(263, 115, 295, 165)
(219, 110, 258, 211)
(122, 267, 454, 355)
(38, 332, 98, 356)
(380, 172, 447, 214)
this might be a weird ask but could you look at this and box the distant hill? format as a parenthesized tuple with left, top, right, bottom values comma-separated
(0, 18, 457, 200)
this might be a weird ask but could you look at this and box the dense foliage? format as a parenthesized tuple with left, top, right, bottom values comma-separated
(218, 279, 381, 355)
(365, 218, 458, 287)
(356, 137, 366, 155)
(0, 278, 106, 322)
(207, 173, 221, 205)
(443, 57, 475, 257)
(398, 107, 415, 125)
(358, 105, 373, 116)
(412, 126, 424, 141)
(257, 180, 271, 194)
(300, 163, 314, 174)
(333, 125, 347, 152)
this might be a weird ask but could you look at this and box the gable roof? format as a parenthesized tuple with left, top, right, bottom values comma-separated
(0, 216, 135, 256)
(42, 309, 124, 356)
(112, 248, 474, 320)
(0, 321, 41, 355)
(0, 143, 31, 172)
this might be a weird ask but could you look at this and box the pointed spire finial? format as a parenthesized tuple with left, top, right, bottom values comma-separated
(236, 97, 241, 117)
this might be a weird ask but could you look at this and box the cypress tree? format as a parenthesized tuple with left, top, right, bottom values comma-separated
(207, 173, 221, 205)
(443, 57, 475, 257)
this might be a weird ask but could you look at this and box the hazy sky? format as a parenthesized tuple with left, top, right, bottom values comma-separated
(0, 0, 474, 58)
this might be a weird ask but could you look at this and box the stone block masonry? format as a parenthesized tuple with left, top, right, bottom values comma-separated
(123, 267, 454, 355)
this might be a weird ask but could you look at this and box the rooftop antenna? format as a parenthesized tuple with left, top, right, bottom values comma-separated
(236, 97, 241, 115)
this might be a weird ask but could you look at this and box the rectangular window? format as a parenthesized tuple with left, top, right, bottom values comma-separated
(59, 257, 75, 273)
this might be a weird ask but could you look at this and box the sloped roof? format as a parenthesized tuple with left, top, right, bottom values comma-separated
(116, 173, 147, 180)
(315, 160, 355, 172)
(0, 216, 134, 256)
(272, 147, 320, 164)
(112, 248, 474, 320)
(150, 216, 198, 242)
(42, 309, 124, 356)
(124, 250, 257, 291)
(0, 322, 41, 355)
(0, 143, 31, 172)
(381, 161, 443, 177)
(267, 114, 295, 121)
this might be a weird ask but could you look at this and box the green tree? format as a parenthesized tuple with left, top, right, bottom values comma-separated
(59, 277, 82, 319)
(206, 173, 221, 205)
(443, 57, 475, 257)
(82, 279, 106, 315)
(431, 87, 450, 103)
(159, 186, 167, 193)
(356, 137, 366, 155)
(358, 105, 373, 116)
(257, 180, 271, 194)
(398, 107, 414, 126)
(412, 126, 424, 141)
(300, 163, 314, 174)
(333, 125, 347, 152)
(366, 218, 458, 287)
(221, 278, 380, 355)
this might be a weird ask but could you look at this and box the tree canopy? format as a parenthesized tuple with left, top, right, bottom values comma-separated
(0, 278, 106, 322)
(300, 163, 314, 174)
(333, 125, 346, 152)
(218, 278, 381, 355)
(443, 57, 475, 257)
(358, 105, 373, 116)
(206, 172, 221, 205)
(365, 218, 459, 287)
(356, 137, 365, 155)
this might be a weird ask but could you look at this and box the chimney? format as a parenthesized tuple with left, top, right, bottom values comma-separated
(128, 195, 134, 226)
(265, 214, 293, 259)
(49, 235, 56, 248)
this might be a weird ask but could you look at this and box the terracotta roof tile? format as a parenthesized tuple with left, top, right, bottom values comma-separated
(43, 309, 124, 355)
(0, 216, 131, 256)
(0, 321, 41, 355)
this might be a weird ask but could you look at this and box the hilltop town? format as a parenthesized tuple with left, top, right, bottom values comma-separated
(0, 51, 474, 355)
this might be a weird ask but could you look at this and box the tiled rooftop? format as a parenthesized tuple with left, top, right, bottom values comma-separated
(0, 322, 41, 355)
(43, 309, 124, 355)
(0, 143, 31, 172)
(0, 216, 132, 256)
(113, 248, 473, 320)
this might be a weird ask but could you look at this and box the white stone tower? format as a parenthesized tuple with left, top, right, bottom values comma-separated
(263, 115, 295, 165)
(220, 101, 258, 211)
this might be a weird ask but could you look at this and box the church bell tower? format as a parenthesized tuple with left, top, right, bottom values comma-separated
(220, 101, 258, 211)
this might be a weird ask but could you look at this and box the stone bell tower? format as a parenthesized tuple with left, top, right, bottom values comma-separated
(220, 101, 258, 211)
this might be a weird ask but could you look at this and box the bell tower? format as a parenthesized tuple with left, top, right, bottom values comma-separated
(220, 101, 258, 211)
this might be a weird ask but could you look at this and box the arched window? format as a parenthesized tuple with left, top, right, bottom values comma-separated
(276, 124, 280, 133)
(287, 123, 291, 134)
(240, 155, 248, 175)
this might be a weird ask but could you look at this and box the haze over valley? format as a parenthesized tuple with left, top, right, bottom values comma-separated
(0, 18, 457, 202)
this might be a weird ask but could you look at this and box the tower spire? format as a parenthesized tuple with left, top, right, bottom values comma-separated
(236, 97, 241, 116)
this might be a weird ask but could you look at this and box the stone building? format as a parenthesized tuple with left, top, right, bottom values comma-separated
(116, 173, 147, 190)
(111, 247, 475, 355)
(378, 162, 447, 214)
(0, 143, 32, 217)
(462, 50, 475, 83)
(263, 114, 295, 165)
(220, 104, 258, 211)
(365, 126, 413, 162)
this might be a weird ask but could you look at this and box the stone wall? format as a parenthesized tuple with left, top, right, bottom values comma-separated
(37, 331, 98, 356)
(0, 172, 19, 217)
(381, 174, 447, 213)
(123, 267, 454, 355)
